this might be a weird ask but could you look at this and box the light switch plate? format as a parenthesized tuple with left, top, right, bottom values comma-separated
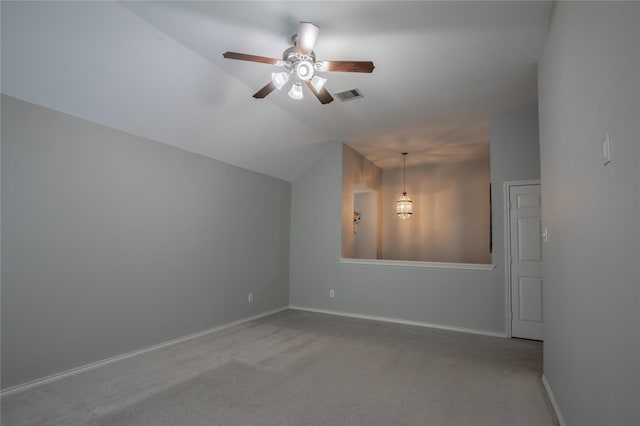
(603, 133, 611, 165)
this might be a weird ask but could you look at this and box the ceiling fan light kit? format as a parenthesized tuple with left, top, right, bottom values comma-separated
(288, 82, 304, 100)
(310, 75, 327, 92)
(271, 72, 290, 90)
(223, 21, 375, 104)
(294, 61, 314, 81)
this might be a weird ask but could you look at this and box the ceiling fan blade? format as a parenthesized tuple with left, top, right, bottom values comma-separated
(253, 81, 277, 99)
(305, 81, 334, 104)
(320, 60, 375, 73)
(295, 22, 320, 56)
(223, 51, 281, 65)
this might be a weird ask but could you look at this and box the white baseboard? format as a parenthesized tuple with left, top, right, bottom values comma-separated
(289, 305, 507, 338)
(1, 307, 289, 397)
(542, 374, 567, 426)
(2, 306, 506, 396)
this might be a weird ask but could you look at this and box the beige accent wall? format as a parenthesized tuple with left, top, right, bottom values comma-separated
(381, 158, 491, 263)
(341, 145, 382, 259)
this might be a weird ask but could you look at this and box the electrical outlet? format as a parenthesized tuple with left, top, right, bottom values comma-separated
(329, 289, 335, 298)
(248, 293, 253, 303)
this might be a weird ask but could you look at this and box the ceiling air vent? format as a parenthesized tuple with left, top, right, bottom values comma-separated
(334, 88, 364, 102)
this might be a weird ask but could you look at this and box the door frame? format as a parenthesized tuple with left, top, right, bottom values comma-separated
(503, 179, 541, 338)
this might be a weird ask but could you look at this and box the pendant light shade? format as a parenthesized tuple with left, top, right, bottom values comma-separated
(396, 152, 413, 220)
(396, 194, 413, 220)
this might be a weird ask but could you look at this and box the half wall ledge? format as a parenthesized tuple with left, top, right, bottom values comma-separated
(339, 258, 496, 271)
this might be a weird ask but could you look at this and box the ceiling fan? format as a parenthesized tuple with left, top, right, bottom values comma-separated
(223, 22, 375, 104)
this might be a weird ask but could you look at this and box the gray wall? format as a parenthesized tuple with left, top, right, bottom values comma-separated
(290, 97, 541, 336)
(1, 95, 291, 389)
(538, 3, 640, 425)
(489, 100, 541, 274)
(290, 142, 505, 335)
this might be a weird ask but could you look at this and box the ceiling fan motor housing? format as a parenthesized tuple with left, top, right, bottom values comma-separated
(283, 46, 317, 81)
(294, 61, 314, 81)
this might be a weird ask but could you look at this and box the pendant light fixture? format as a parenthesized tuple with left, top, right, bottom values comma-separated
(396, 152, 413, 220)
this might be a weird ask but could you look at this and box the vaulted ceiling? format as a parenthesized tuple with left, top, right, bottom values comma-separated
(1, 1, 553, 181)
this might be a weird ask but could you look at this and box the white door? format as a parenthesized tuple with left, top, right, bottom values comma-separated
(509, 184, 543, 340)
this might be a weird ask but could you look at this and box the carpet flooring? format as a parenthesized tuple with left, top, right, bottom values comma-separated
(1, 309, 558, 425)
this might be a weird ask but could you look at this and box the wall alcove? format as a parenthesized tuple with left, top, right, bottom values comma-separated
(342, 144, 492, 265)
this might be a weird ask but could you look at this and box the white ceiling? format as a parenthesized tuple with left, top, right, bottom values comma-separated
(1, 1, 553, 181)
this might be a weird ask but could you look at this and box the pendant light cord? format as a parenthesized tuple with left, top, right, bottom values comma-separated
(402, 152, 407, 195)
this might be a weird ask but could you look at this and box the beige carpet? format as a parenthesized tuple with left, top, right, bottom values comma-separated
(1, 310, 558, 425)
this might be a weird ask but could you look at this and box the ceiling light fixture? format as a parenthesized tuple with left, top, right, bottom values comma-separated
(396, 152, 413, 220)
(288, 82, 304, 100)
(223, 21, 375, 105)
(310, 75, 327, 92)
(271, 71, 290, 90)
(294, 60, 314, 81)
